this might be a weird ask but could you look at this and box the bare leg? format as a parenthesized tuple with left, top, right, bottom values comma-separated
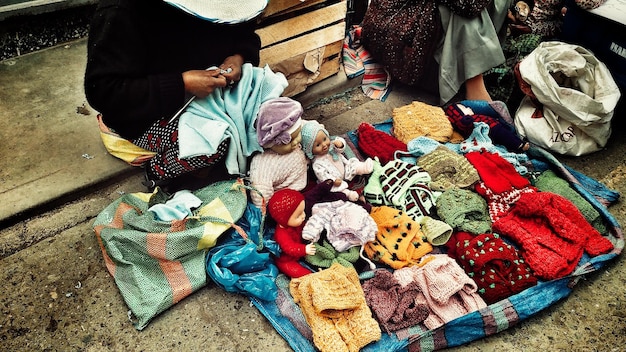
(464, 74, 492, 102)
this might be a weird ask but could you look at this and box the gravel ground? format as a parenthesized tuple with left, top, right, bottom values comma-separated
(0, 5, 95, 61)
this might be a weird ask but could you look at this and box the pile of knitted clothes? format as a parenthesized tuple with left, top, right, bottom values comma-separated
(250, 100, 623, 352)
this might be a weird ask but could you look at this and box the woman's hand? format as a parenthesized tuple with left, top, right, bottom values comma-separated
(182, 69, 228, 98)
(220, 54, 245, 86)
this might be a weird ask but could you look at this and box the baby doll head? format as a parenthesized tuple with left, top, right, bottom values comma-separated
(301, 120, 331, 159)
(256, 97, 303, 155)
(268, 189, 306, 228)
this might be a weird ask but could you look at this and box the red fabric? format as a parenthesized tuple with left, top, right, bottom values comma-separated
(465, 151, 530, 194)
(273, 225, 313, 278)
(493, 192, 614, 280)
(447, 231, 538, 304)
(357, 123, 407, 165)
(268, 189, 305, 227)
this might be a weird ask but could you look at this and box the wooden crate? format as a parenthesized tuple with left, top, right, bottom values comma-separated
(255, 0, 347, 96)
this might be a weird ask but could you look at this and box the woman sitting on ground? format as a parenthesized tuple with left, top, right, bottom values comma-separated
(361, 0, 512, 104)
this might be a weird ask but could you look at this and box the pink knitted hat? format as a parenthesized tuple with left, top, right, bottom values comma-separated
(256, 97, 303, 148)
(268, 189, 305, 227)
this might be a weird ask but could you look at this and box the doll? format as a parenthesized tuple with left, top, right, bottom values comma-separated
(300, 120, 374, 202)
(268, 188, 316, 278)
(248, 97, 309, 207)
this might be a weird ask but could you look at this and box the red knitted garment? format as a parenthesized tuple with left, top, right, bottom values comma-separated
(465, 151, 530, 194)
(493, 192, 614, 280)
(446, 231, 538, 304)
(268, 189, 305, 227)
(356, 123, 407, 165)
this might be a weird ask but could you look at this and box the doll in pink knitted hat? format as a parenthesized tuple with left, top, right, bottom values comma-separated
(268, 189, 316, 278)
(248, 97, 309, 207)
(301, 120, 374, 202)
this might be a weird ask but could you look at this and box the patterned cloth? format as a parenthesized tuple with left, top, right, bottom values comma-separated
(342, 25, 392, 101)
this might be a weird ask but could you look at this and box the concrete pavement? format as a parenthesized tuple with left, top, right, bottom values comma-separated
(0, 38, 625, 351)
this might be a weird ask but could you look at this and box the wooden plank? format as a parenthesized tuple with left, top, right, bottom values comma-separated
(268, 40, 342, 76)
(282, 57, 341, 97)
(256, 2, 347, 48)
(259, 21, 346, 66)
(261, 0, 328, 18)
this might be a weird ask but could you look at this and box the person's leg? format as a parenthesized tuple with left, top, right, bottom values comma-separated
(131, 117, 229, 185)
(435, 0, 512, 104)
(465, 74, 493, 101)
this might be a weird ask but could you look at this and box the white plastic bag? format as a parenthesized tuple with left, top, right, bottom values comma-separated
(514, 41, 621, 156)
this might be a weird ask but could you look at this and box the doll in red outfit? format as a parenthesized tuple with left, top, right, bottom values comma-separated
(268, 189, 316, 278)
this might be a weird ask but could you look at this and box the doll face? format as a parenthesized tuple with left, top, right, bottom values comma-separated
(311, 130, 331, 156)
(270, 126, 302, 155)
(287, 200, 306, 227)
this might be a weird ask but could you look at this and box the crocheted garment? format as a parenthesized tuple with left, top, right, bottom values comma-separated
(493, 191, 614, 280)
(393, 254, 488, 330)
(248, 148, 308, 207)
(364, 206, 433, 269)
(302, 200, 377, 252)
(392, 101, 454, 143)
(289, 263, 381, 352)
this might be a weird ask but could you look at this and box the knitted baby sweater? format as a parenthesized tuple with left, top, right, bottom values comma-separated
(248, 148, 309, 207)
(302, 200, 377, 252)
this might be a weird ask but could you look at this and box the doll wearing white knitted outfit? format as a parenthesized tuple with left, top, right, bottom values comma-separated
(248, 97, 309, 207)
(301, 120, 374, 202)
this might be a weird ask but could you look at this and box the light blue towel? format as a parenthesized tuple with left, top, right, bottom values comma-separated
(178, 64, 288, 175)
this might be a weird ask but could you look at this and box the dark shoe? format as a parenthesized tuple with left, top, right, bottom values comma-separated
(142, 168, 171, 192)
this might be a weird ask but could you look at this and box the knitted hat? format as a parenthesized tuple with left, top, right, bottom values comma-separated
(416, 145, 480, 191)
(305, 239, 361, 269)
(289, 263, 382, 351)
(392, 254, 487, 330)
(446, 103, 528, 152)
(362, 269, 430, 333)
(392, 101, 454, 143)
(460, 99, 515, 126)
(465, 151, 530, 194)
(534, 170, 606, 234)
(446, 231, 538, 304)
(493, 191, 614, 280)
(164, 0, 268, 24)
(356, 122, 408, 165)
(268, 189, 305, 227)
(435, 188, 492, 235)
(256, 97, 304, 148)
(300, 120, 328, 159)
(420, 216, 453, 246)
(364, 206, 433, 269)
(378, 158, 435, 222)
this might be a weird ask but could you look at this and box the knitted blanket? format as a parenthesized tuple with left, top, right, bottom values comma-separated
(251, 120, 624, 352)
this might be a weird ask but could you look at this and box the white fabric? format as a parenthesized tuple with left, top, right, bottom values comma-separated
(515, 41, 621, 156)
(164, 0, 268, 23)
